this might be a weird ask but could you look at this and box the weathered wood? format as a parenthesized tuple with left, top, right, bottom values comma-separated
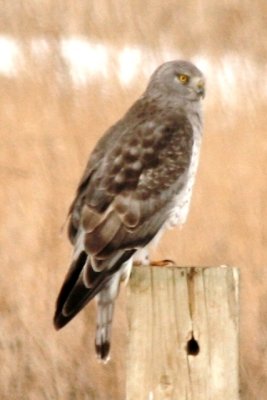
(126, 266, 239, 400)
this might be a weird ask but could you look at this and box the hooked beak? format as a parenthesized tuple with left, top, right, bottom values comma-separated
(196, 79, 205, 98)
(197, 87, 205, 98)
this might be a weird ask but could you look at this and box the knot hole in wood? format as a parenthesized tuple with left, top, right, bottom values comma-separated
(186, 332, 200, 356)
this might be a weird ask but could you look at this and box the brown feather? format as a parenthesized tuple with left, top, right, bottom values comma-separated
(114, 193, 141, 229)
(81, 205, 103, 233)
(84, 210, 122, 256)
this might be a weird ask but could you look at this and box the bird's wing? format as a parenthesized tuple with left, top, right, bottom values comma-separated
(54, 98, 193, 330)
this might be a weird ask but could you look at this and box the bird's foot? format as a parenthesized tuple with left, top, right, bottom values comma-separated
(133, 259, 175, 267)
(150, 259, 176, 267)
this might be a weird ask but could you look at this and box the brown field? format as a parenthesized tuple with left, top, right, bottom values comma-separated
(1, 1, 267, 399)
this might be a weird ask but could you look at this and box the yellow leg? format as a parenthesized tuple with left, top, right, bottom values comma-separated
(133, 259, 176, 267)
(150, 259, 176, 267)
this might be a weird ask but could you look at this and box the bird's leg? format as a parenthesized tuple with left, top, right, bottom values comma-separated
(150, 259, 176, 267)
(133, 248, 176, 267)
(134, 259, 175, 267)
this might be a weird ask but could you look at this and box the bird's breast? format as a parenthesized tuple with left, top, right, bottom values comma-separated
(167, 126, 202, 228)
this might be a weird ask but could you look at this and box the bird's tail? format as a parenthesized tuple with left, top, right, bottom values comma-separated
(53, 251, 111, 331)
(95, 274, 121, 362)
(54, 245, 135, 361)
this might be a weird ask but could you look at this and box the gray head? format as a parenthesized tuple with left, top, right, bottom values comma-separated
(146, 60, 205, 102)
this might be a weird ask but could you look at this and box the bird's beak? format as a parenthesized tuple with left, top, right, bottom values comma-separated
(196, 79, 205, 99)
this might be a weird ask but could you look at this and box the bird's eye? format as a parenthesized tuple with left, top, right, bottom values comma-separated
(178, 74, 189, 84)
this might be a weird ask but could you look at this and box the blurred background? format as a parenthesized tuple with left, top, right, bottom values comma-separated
(1, 1, 267, 399)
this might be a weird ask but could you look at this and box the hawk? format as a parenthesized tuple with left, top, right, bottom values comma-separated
(54, 60, 205, 361)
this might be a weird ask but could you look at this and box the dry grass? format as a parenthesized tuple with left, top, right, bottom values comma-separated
(1, 1, 267, 399)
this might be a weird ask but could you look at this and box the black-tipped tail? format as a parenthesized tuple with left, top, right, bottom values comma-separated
(95, 341, 110, 361)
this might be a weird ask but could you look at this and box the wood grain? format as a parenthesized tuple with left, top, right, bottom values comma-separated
(126, 266, 239, 400)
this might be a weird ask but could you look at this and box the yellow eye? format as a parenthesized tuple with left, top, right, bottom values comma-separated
(178, 74, 189, 84)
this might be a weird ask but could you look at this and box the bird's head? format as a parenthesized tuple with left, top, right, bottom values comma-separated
(146, 60, 205, 102)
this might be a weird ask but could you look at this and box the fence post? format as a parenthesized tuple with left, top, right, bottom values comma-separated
(126, 266, 239, 400)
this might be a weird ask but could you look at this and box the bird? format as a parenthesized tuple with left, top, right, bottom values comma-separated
(54, 60, 205, 362)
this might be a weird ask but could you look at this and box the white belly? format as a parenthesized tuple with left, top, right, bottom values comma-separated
(167, 132, 202, 228)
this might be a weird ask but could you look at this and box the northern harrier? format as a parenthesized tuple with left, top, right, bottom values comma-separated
(54, 60, 205, 361)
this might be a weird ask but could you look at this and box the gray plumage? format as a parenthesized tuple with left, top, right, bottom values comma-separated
(54, 60, 205, 361)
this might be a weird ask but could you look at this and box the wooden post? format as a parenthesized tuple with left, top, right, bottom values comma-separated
(126, 266, 239, 400)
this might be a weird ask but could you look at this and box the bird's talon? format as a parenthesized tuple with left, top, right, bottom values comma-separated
(150, 259, 176, 267)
